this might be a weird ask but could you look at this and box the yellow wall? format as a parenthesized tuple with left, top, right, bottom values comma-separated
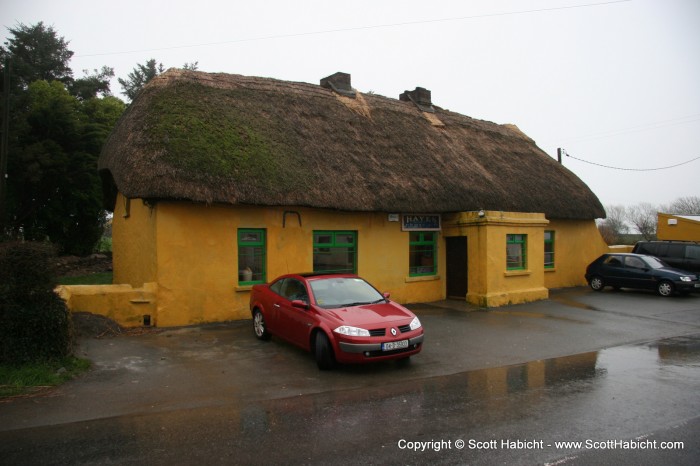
(442, 212, 608, 307)
(65, 198, 609, 327)
(151, 203, 445, 326)
(444, 211, 550, 307)
(112, 193, 157, 287)
(543, 219, 609, 289)
(657, 213, 700, 241)
(57, 283, 157, 327)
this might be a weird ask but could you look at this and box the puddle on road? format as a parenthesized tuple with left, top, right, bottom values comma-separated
(48, 334, 700, 466)
(228, 333, 700, 437)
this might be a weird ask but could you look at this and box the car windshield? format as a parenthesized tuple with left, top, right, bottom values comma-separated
(309, 277, 386, 309)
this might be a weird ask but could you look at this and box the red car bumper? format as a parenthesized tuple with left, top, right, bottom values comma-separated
(333, 332, 424, 363)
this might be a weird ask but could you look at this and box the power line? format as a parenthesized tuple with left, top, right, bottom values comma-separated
(76, 0, 632, 58)
(562, 114, 700, 143)
(562, 150, 700, 171)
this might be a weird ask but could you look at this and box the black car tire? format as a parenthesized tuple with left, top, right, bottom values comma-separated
(315, 332, 336, 371)
(253, 309, 271, 340)
(657, 280, 674, 297)
(589, 276, 605, 291)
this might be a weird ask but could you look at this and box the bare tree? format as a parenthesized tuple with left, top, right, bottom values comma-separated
(662, 196, 700, 215)
(628, 203, 658, 240)
(598, 205, 628, 244)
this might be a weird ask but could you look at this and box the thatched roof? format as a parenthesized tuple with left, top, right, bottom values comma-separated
(99, 69, 605, 219)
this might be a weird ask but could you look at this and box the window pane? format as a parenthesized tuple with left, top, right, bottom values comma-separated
(410, 245, 435, 275)
(240, 231, 262, 243)
(506, 244, 523, 269)
(335, 234, 355, 245)
(687, 246, 700, 260)
(409, 232, 436, 276)
(314, 233, 332, 245)
(544, 231, 554, 268)
(506, 234, 526, 270)
(313, 231, 357, 273)
(239, 229, 265, 284)
(544, 251, 555, 268)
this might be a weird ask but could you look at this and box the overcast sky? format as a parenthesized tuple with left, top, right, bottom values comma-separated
(3, 0, 699, 211)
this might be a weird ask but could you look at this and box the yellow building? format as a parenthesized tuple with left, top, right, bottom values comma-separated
(657, 213, 700, 241)
(61, 70, 609, 327)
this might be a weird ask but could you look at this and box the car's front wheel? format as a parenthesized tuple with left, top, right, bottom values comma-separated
(657, 280, 674, 297)
(253, 309, 271, 340)
(315, 332, 336, 371)
(589, 276, 605, 291)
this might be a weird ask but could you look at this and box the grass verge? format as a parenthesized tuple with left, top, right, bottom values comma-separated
(58, 272, 113, 285)
(0, 357, 91, 399)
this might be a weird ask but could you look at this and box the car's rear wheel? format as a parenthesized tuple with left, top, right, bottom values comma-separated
(589, 276, 605, 291)
(315, 332, 335, 371)
(657, 280, 674, 297)
(253, 309, 271, 340)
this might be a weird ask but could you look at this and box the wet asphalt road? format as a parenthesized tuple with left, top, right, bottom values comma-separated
(1, 287, 700, 465)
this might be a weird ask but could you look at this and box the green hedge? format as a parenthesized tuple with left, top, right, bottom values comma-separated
(0, 242, 74, 364)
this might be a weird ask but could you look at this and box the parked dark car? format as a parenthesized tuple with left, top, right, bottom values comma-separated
(585, 253, 700, 296)
(249, 273, 424, 370)
(631, 241, 700, 273)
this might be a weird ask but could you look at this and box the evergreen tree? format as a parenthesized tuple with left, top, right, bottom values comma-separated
(0, 22, 74, 92)
(118, 58, 164, 101)
(1, 22, 125, 254)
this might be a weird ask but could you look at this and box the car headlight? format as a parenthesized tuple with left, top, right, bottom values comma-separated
(334, 326, 370, 337)
(680, 276, 692, 282)
(409, 316, 422, 331)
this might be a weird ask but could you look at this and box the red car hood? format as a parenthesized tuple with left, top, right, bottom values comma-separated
(324, 302, 415, 327)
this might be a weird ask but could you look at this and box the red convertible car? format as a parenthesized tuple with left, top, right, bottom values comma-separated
(249, 273, 424, 370)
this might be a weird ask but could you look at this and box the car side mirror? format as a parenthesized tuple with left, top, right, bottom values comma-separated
(383, 292, 391, 300)
(291, 299, 309, 310)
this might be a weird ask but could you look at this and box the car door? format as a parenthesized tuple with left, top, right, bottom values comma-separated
(662, 244, 686, 270)
(623, 256, 655, 290)
(601, 255, 626, 287)
(263, 278, 287, 335)
(276, 278, 315, 348)
(682, 245, 700, 273)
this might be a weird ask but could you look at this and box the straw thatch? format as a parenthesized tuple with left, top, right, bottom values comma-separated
(99, 69, 605, 219)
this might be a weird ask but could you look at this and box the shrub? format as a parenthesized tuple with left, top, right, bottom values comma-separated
(0, 242, 74, 364)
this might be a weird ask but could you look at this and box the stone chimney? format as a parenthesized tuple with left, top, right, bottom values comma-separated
(400, 87, 434, 113)
(320, 72, 356, 98)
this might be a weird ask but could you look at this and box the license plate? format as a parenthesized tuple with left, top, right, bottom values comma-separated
(695, 284, 700, 288)
(382, 340, 409, 351)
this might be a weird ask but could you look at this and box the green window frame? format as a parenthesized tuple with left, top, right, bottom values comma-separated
(544, 230, 555, 269)
(506, 234, 527, 270)
(313, 231, 357, 273)
(238, 229, 266, 285)
(409, 231, 437, 276)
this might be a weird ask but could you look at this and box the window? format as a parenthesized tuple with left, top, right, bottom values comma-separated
(624, 256, 646, 269)
(268, 277, 309, 303)
(687, 245, 700, 260)
(238, 229, 266, 285)
(409, 231, 436, 276)
(313, 231, 357, 273)
(603, 255, 623, 267)
(506, 234, 527, 270)
(544, 230, 555, 269)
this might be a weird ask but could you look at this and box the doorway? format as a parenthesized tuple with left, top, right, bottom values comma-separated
(446, 236, 468, 299)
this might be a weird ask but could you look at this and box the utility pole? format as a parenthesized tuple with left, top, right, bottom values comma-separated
(0, 58, 10, 234)
(557, 148, 563, 164)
